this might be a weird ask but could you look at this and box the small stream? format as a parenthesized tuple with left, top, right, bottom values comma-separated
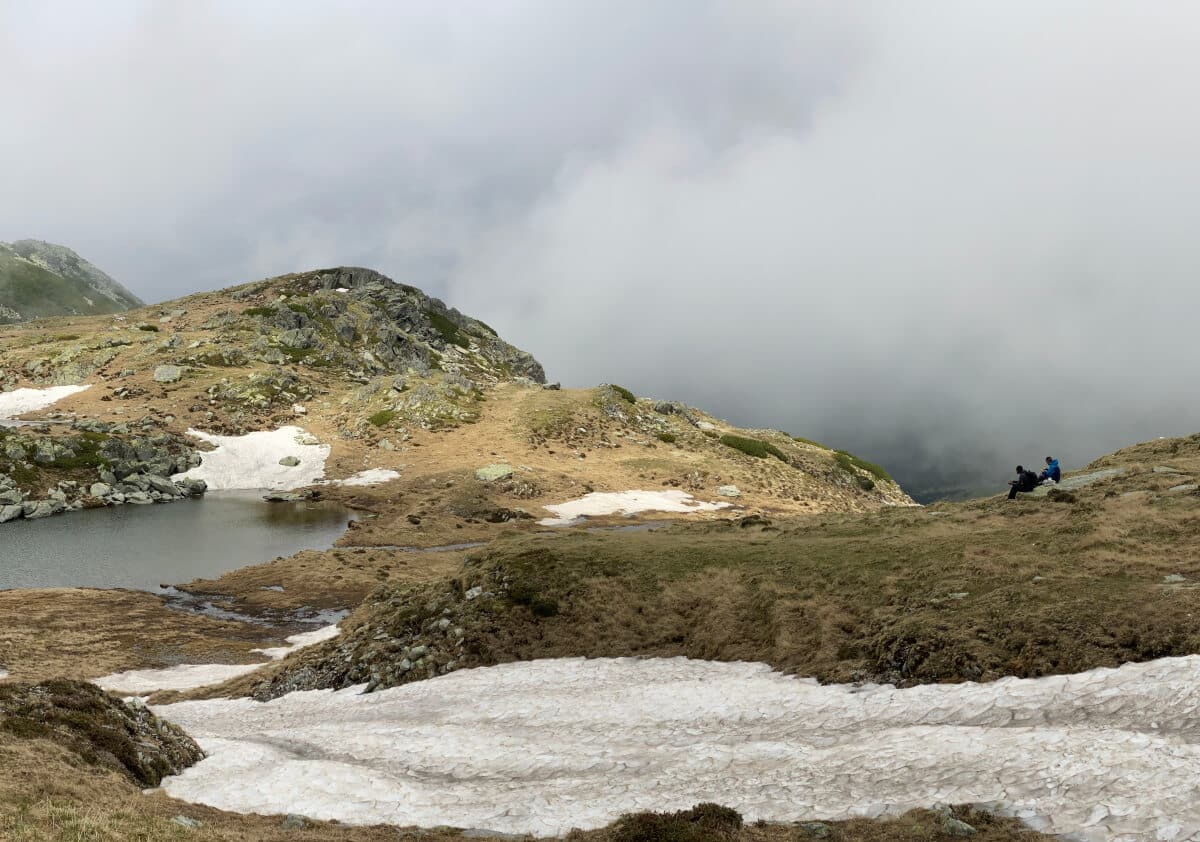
(0, 491, 353, 591)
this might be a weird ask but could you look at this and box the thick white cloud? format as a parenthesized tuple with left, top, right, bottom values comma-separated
(4, 1, 1199, 496)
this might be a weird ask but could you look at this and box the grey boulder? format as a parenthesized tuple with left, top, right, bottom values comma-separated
(23, 500, 65, 519)
(153, 365, 184, 383)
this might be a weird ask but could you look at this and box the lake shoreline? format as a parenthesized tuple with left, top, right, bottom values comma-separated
(0, 490, 354, 592)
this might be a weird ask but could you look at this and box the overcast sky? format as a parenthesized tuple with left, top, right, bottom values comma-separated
(5, 1, 1200, 499)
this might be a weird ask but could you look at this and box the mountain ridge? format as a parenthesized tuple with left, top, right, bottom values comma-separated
(0, 239, 142, 324)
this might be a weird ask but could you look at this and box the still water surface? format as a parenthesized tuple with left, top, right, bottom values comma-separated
(0, 492, 352, 591)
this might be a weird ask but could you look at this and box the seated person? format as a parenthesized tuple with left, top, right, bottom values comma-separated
(1039, 456, 1061, 484)
(1008, 465, 1040, 500)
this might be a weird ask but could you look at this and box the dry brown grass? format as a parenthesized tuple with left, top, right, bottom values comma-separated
(228, 447, 1200, 698)
(0, 589, 275, 684)
(178, 545, 471, 613)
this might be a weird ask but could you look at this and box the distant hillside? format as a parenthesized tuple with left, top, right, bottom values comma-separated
(0, 240, 142, 324)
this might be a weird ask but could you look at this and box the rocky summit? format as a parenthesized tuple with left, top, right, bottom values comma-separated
(0, 239, 142, 324)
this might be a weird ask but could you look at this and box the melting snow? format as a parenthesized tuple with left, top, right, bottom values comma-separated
(0, 384, 90, 419)
(538, 490, 730, 526)
(330, 468, 402, 487)
(154, 654, 1200, 839)
(172, 426, 330, 490)
(97, 625, 339, 696)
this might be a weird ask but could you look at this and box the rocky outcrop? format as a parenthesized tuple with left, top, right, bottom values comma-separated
(0, 422, 206, 523)
(235, 267, 545, 384)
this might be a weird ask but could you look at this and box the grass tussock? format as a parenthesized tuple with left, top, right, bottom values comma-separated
(609, 384, 638, 405)
(720, 434, 787, 462)
(655, 432, 677, 444)
(611, 804, 742, 842)
(834, 450, 892, 482)
(368, 409, 398, 428)
(426, 310, 471, 348)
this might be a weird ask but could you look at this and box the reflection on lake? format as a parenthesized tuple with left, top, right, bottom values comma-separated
(0, 492, 353, 591)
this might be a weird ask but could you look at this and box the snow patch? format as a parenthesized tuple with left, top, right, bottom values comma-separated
(0, 667, 8, 680)
(98, 663, 266, 696)
(0, 385, 90, 419)
(249, 624, 340, 660)
(330, 468, 401, 487)
(538, 490, 730, 526)
(156, 655, 1200, 838)
(172, 426, 329, 490)
(96, 625, 338, 696)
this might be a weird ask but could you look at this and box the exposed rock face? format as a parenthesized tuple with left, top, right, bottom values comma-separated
(0, 240, 142, 324)
(0, 679, 202, 786)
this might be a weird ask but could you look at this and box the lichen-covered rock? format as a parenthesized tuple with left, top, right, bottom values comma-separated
(476, 464, 514, 483)
(153, 364, 183, 383)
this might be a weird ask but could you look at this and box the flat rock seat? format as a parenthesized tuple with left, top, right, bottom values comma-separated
(1029, 468, 1126, 497)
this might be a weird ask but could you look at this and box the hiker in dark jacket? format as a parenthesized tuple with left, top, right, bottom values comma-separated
(1007, 465, 1040, 500)
(1040, 456, 1061, 484)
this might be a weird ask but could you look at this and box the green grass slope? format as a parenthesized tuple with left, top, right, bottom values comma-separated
(0, 243, 138, 324)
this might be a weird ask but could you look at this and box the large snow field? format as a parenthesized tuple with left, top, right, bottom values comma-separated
(0, 384, 90, 418)
(171, 426, 330, 490)
(538, 490, 731, 526)
(155, 655, 1200, 839)
(97, 625, 339, 696)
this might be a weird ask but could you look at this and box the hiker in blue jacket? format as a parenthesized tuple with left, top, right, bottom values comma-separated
(1040, 456, 1061, 484)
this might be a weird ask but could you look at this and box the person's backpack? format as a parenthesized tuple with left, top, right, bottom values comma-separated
(1022, 469, 1039, 489)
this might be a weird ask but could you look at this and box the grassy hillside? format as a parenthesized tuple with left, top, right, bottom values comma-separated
(199, 431, 1200, 701)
